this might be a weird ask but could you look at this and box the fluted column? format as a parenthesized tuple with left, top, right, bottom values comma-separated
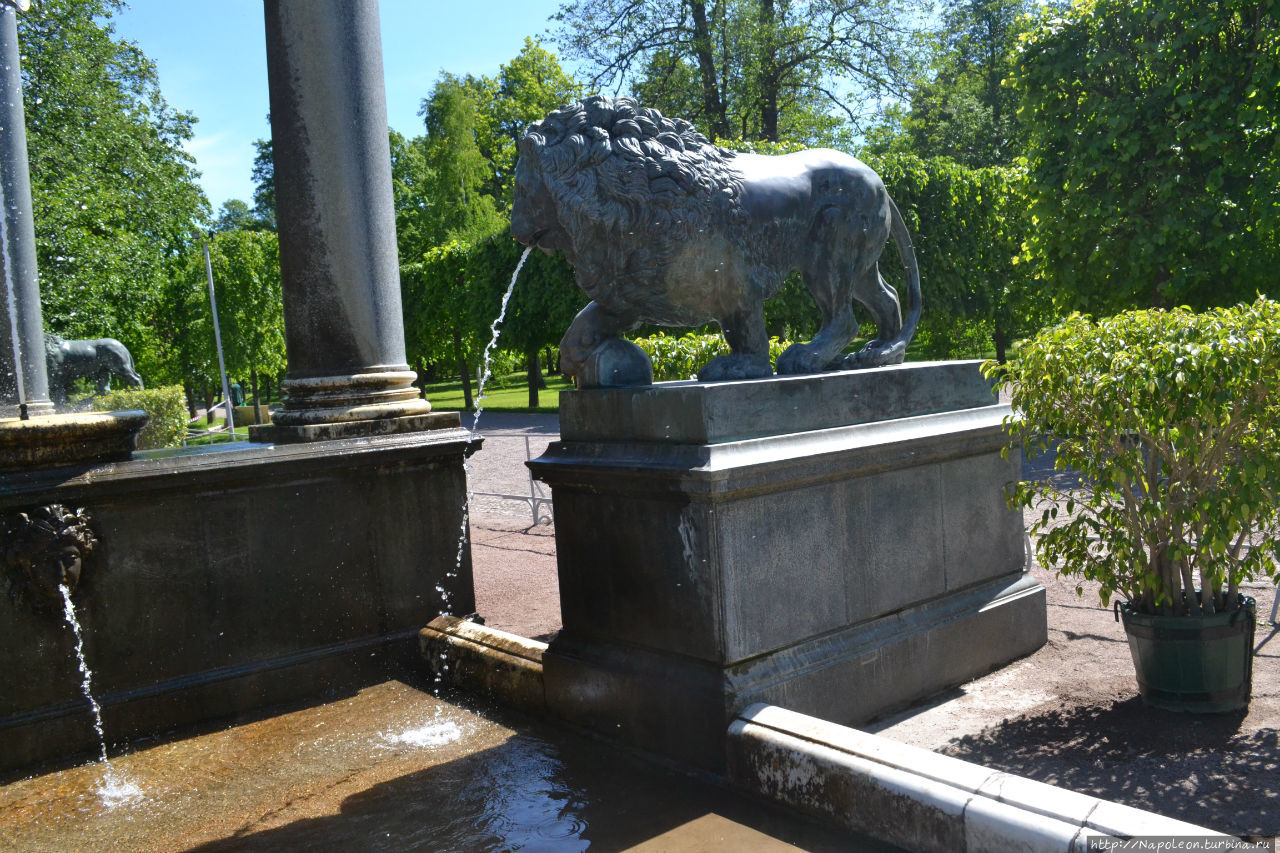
(0, 5, 53, 418)
(262, 0, 430, 433)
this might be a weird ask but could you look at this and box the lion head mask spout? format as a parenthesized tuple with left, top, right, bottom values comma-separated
(512, 95, 922, 389)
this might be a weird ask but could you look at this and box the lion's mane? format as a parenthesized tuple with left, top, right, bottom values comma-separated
(519, 96, 745, 298)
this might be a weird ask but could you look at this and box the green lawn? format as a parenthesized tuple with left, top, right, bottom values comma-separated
(422, 372, 572, 413)
(185, 417, 250, 445)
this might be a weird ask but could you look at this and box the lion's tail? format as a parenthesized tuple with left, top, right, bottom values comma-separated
(888, 195, 921, 349)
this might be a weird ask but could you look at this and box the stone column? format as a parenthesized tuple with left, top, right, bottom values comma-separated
(0, 5, 53, 418)
(260, 0, 431, 440)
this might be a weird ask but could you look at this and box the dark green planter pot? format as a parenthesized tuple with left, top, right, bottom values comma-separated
(1118, 595, 1257, 713)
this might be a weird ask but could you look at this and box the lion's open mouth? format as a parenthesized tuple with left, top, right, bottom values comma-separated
(528, 229, 558, 255)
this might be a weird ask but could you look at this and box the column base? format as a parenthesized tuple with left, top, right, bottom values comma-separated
(269, 368, 433, 433)
(250, 411, 460, 444)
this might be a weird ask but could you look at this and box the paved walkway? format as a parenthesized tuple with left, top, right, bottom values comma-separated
(465, 413, 562, 640)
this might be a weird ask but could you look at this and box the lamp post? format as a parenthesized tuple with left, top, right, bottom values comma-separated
(200, 232, 235, 440)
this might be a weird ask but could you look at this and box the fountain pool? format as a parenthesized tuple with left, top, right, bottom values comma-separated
(0, 678, 894, 852)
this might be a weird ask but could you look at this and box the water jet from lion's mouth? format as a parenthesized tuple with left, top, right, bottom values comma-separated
(434, 246, 534, 694)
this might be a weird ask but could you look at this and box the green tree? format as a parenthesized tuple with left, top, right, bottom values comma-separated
(488, 39, 582, 206)
(878, 0, 1035, 167)
(553, 0, 929, 142)
(197, 230, 286, 411)
(250, 134, 276, 229)
(154, 252, 217, 410)
(389, 129, 434, 263)
(19, 0, 209, 379)
(212, 199, 269, 233)
(402, 241, 478, 407)
(418, 74, 506, 243)
(1013, 0, 1280, 314)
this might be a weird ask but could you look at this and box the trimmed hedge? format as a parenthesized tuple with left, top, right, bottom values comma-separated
(632, 332, 791, 381)
(91, 385, 187, 450)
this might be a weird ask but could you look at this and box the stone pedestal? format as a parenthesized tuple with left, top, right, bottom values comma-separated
(0, 411, 147, 471)
(529, 361, 1046, 770)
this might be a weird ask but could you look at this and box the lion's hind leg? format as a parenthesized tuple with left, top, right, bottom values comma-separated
(839, 266, 906, 369)
(777, 260, 861, 376)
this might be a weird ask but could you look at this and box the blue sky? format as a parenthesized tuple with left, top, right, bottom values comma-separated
(111, 0, 571, 213)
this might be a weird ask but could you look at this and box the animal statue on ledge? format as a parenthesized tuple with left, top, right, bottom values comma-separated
(511, 96, 921, 388)
(45, 334, 144, 404)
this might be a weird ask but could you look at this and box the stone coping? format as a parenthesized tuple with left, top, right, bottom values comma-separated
(0, 419, 473, 504)
(729, 704, 1233, 852)
(0, 410, 148, 472)
(538, 403, 1010, 473)
(558, 360, 999, 445)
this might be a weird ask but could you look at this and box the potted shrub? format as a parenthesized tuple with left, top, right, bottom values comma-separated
(986, 298, 1280, 712)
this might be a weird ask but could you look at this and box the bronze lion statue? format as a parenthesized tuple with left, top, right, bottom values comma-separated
(511, 95, 921, 387)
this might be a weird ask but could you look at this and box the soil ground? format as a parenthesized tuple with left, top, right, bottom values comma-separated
(467, 413, 1280, 841)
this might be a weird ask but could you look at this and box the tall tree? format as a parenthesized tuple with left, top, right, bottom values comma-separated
(418, 73, 506, 244)
(1013, 0, 1280, 314)
(19, 0, 209, 378)
(250, 133, 276, 229)
(212, 199, 270, 233)
(489, 38, 582, 206)
(389, 128, 433, 263)
(553, 0, 929, 142)
(397, 46, 581, 406)
(889, 0, 1035, 167)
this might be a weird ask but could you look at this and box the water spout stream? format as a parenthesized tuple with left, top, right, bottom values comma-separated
(59, 585, 142, 807)
(433, 246, 533, 692)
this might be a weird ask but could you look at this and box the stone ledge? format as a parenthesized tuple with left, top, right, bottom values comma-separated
(0, 423, 476, 504)
(558, 360, 999, 445)
(531, 405, 1013, 500)
(420, 615, 547, 715)
(0, 410, 148, 472)
(728, 703, 1231, 852)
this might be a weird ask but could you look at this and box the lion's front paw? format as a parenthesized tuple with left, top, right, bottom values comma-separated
(578, 338, 654, 388)
(697, 354, 772, 383)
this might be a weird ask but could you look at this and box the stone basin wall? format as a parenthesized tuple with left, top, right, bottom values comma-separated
(0, 426, 475, 775)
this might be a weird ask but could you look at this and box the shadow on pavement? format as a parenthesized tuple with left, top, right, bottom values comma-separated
(941, 698, 1280, 839)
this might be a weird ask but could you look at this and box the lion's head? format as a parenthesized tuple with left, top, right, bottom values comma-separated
(512, 96, 745, 298)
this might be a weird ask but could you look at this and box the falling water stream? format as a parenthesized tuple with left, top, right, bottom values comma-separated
(428, 245, 532, 697)
(58, 585, 142, 808)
